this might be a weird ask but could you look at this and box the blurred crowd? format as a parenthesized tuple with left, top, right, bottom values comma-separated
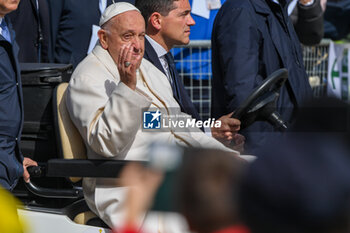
(2, 96, 350, 233)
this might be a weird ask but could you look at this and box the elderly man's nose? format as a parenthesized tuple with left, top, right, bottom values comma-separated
(132, 39, 141, 51)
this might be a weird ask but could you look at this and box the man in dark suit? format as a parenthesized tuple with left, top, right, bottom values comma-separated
(136, 0, 244, 150)
(48, 0, 135, 68)
(8, 0, 51, 62)
(211, 0, 313, 153)
(0, 0, 37, 190)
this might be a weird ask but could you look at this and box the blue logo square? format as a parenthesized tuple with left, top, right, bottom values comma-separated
(143, 110, 161, 129)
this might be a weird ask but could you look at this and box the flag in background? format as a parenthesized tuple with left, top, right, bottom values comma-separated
(327, 41, 350, 101)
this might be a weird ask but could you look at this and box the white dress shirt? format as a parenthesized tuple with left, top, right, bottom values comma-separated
(0, 18, 3, 36)
(145, 35, 174, 85)
(99, 0, 107, 15)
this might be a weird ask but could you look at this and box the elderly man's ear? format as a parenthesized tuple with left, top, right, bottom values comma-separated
(98, 29, 109, 50)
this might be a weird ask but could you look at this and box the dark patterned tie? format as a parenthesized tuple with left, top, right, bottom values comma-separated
(164, 52, 203, 131)
(164, 52, 182, 104)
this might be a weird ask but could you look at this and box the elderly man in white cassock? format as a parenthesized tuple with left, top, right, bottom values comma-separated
(66, 1, 243, 231)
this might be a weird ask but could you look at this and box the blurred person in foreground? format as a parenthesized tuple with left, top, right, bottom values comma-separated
(116, 148, 249, 233)
(135, 0, 245, 152)
(239, 97, 350, 233)
(211, 0, 313, 154)
(0, 187, 26, 233)
(0, 0, 38, 190)
(66, 2, 244, 230)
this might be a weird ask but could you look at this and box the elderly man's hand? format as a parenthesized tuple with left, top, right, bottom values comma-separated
(117, 44, 142, 90)
(212, 112, 245, 152)
(22, 157, 38, 183)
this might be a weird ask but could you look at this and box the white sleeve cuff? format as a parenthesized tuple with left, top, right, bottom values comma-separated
(204, 126, 212, 137)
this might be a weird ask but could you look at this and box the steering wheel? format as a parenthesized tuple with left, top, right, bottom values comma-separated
(231, 68, 288, 131)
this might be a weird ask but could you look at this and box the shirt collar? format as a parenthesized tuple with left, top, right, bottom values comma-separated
(288, 0, 298, 15)
(146, 35, 168, 58)
(0, 17, 3, 35)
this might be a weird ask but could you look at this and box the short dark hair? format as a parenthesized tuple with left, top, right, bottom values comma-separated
(135, 0, 178, 26)
(178, 148, 246, 233)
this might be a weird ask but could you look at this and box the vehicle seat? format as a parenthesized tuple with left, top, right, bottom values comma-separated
(54, 82, 86, 183)
(53, 82, 99, 225)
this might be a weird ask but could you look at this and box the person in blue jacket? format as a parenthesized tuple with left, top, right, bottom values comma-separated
(211, 0, 313, 153)
(0, 0, 37, 190)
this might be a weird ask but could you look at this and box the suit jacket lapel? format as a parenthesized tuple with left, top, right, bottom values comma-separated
(267, 16, 287, 66)
(30, 0, 39, 19)
(3, 17, 23, 131)
(253, 0, 300, 105)
(253, 0, 287, 68)
(143, 39, 185, 112)
(139, 59, 177, 110)
(4, 17, 20, 80)
(144, 38, 202, 122)
(144, 38, 167, 75)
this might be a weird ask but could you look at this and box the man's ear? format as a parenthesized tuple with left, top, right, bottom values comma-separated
(98, 29, 108, 49)
(149, 12, 162, 31)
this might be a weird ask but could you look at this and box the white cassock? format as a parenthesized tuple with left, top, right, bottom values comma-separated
(66, 42, 238, 232)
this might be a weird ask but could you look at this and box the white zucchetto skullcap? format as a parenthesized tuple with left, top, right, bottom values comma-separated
(99, 2, 140, 26)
